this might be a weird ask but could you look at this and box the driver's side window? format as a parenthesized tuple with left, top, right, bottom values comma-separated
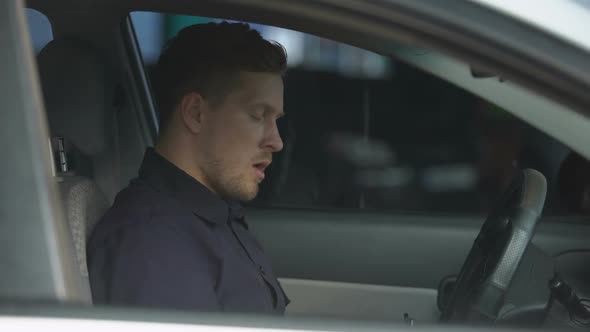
(130, 12, 578, 219)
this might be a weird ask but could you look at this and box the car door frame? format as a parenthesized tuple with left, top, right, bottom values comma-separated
(0, 0, 87, 303)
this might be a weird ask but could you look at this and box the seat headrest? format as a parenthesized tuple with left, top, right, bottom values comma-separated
(38, 39, 115, 155)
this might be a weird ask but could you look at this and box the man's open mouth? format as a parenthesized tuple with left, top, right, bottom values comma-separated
(253, 161, 271, 181)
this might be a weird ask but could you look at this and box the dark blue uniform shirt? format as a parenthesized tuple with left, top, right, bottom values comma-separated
(87, 148, 289, 314)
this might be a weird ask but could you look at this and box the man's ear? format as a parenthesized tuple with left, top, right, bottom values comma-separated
(179, 92, 206, 134)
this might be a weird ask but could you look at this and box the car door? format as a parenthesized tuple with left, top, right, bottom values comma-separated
(119, 1, 590, 323)
(18, 0, 590, 328)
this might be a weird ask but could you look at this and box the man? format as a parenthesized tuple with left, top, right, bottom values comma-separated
(87, 22, 289, 314)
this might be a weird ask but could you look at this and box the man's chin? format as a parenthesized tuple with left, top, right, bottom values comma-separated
(241, 184, 260, 202)
(228, 182, 259, 202)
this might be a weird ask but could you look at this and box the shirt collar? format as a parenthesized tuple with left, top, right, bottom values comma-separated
(138, 148, 246, 226)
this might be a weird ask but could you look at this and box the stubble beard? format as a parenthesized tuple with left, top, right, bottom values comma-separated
(203, 159, 259, 202)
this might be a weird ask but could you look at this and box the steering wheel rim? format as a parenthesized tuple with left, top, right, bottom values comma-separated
(441, 169, 547, 322)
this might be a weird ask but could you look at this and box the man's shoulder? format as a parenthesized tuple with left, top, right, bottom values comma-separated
(101, 179, 160, 223)
(88, 178, 191, 249)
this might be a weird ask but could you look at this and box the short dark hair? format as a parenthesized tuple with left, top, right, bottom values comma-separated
(152, 22, 288, 131)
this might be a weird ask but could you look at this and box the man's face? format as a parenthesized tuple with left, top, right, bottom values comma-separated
(196, 72, 284, 201)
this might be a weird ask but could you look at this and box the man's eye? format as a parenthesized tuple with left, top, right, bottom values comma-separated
(249, 113, 264, 122)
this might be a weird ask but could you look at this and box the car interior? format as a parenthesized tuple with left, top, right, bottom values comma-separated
(19, 0, 590, 329)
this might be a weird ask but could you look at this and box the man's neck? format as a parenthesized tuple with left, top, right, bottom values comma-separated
(154, 139, 217, 195)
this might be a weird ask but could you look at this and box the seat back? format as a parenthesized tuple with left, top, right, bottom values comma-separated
(58, 176, 109, 278)
(38, 39, 116, 301)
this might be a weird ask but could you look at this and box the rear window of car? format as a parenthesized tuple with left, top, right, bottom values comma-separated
(130, 12, 585, 218)
(26, 8, 53, 54)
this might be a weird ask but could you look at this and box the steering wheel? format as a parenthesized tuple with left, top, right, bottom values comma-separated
(440, 169, 547, 322)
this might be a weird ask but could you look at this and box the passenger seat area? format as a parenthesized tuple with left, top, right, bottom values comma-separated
(37, 38, 119, 299)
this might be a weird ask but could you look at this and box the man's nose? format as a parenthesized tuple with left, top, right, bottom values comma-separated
(263, 120, 284, 152)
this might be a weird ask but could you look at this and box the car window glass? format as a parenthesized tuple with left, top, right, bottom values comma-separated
(130, 12, 585, 219)
(26, 8, 53, 54)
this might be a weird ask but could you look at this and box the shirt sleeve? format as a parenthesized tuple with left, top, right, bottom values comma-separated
(89, 218, 221, 311)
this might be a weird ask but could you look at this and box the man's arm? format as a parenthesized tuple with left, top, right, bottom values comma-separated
(88, 219, 221, 311)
